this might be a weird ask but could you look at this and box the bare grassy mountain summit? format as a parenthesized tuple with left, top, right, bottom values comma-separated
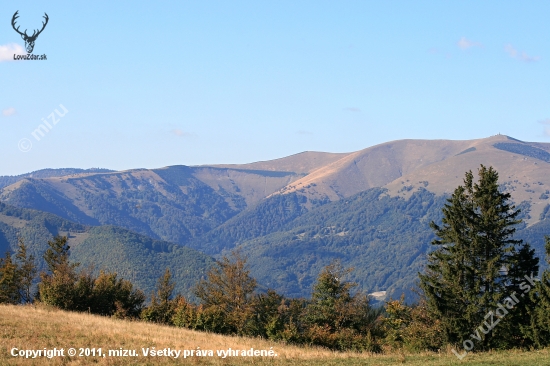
(2, 134, 549, 246)
(210, 151, 350, 174)
(271, 135, 550, 225)
(2, 135, 550, 299)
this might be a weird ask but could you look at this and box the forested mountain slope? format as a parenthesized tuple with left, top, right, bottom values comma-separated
(0, 202, 214, 300)
(2, 135, 550, 300)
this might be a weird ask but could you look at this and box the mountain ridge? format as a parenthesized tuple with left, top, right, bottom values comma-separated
(2, 135, 550, 299)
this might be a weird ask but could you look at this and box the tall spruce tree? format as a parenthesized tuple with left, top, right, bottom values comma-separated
(526, 236, 550, 347)
(419, 165, 538, 349)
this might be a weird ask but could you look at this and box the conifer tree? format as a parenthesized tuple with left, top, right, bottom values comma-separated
(157, 268, 176, 304)
(419, 165, 538, 349)
(304, 261, 379, 351)
(305, 261, 357, 331)
(0, 251, 20, 304)
(141, 268, 178, 324)
(38, 235, 79, 309)
(43, 235, 73, 273)
(527, 236, 550, 347)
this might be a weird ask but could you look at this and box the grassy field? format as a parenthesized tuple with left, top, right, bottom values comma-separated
(1, 304, 549, 365)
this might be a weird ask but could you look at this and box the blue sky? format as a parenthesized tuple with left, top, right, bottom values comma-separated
(1, 1, 548, 176)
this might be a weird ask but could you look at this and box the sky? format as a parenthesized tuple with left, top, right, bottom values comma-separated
(1, 1, 549, 176)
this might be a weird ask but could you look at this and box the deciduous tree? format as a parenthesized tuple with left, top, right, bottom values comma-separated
(195, 251, 257, 334)
(15, 238, 37, 303)
(0, 238, 37, 304)
(0, 251, 20, 304)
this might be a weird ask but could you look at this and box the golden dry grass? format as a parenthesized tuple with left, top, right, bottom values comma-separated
(0, 303, 369, 365)
(1, 304, 549, 365)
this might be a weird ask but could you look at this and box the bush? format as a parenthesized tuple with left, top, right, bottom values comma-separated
(382, 296, 444, 352)
(91, 271, 145, 318)
(172, 297, 197, 328)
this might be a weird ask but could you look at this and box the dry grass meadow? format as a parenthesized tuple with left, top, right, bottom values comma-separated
(1, 304, 549, 365)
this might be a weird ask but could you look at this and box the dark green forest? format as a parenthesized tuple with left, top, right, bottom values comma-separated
(0, 202, 213, 299)
(190, 187, 549, 299)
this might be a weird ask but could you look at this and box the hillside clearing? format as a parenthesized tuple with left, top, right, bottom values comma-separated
(1, 304, 549, 365)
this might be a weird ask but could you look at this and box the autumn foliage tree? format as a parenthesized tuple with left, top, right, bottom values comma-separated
(194, 251, 257, 334)
(15, 238, 37, 304)
(0, 238, 37, 304)
(0, 251, 20, 304)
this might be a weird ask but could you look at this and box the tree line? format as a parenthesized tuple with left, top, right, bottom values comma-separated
(1, 165, 550, 353)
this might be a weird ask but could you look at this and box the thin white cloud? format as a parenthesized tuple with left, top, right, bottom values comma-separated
(428, 47, 451, 59)
(171, 129, 194, 137)
(458, 37, 482, 50)
(344, 107, 361, 113)
(2, 107, 16, 116)
(520, 52, 540, 63)
(504, 44, 518, 58)
(505, 44, 540, 62)
(539, 119, 550, 125)
(0, 43, 26, 62)
(297, 130, 313, 135)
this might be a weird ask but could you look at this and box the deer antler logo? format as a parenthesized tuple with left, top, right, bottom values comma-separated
(11, 11, 49, 53)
